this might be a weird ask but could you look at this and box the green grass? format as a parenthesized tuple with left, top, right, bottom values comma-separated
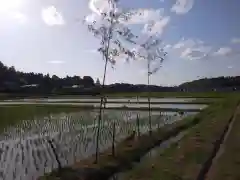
(119, 97, 239, 180)
(0, 104, 85, 131)
(107, 92, 240, 98)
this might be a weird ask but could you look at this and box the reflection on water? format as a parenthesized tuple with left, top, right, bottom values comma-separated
(0, 102, 207, 111)
(0, 110, 196, 180)
(4, 97, 196, 103)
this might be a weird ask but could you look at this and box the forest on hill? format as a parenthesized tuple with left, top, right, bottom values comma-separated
(0, 61, 239, 95)
(0, 61, 95, 95)
(179, 76, 240, 91)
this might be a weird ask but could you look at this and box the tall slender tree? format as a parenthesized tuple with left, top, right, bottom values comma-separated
(84, 0, 138, 162)
(133, 35, 167, 135)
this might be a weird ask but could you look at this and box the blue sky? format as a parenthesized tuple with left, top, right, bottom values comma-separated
(0, 0, 240, 86)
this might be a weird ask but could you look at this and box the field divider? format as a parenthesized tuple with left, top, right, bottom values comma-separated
(116, 98, 239, 180)
(205, 105, 240, 180)
(196, 104, 239, 180)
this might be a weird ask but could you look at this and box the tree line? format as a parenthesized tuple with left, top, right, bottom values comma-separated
(0, 61, 239, 95)
(0, 61, 95, 95)
(179, 76, 240, 92)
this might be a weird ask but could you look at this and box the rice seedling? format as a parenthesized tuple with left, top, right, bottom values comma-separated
(0, 108, 194, 180)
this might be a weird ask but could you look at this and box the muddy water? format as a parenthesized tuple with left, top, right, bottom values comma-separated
(0, 110, 196, 180)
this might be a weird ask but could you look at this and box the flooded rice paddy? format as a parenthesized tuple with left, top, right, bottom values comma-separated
(4, 97, 196, 103)
(0, 109, 196, 180)
(0, 97, 206, 180)
(0, 97, 207, 111)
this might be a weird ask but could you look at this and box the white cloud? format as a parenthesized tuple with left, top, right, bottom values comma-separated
(41, 6, 65, 26)
(89, 0, 110, 16)
(86, 0, 111, 24)
(142, 16, 170, 35)
(227, 66, 233, 69)
(181, 46, 211, 60)
(47, 60, 65, 64)
(124, 8, 170, 35)
(212, 47, 232, 56)
(173, 41, 185, 49)
(171, 38, 212, 60)
(126, 8, 164, 24)
(171, 0, 194, 14)
(86, 4, 171, 36)
(88, 2, 168, 26)
(231, 38, 240, 44)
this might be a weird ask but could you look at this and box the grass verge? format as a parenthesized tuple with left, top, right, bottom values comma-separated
(205, 106, 240, 180)
(107, 92, 239, 98)
(119, 98, 239, 180)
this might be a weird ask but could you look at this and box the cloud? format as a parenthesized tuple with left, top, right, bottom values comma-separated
(41, 6, 65, 26)
(181, 46, 211, 60)
(86, 4, 171, 36)
(173, 41, 185, 49)
(126, 8, 165, 24)
(172, 39, 237, 59)
(212, 47, 232, 56)
(231, 38, 240, 44)
(89, 0, 110, 16)
(171, 38, 212, 60)
(88, 2, 168, 26)
(124, 8, 170, 35)
(47, 60, 65, 64)
(171, 0, 194, 14)
(86, 0, 111, 24)
(142, 16, 170, 35)
(227, 66, 233, 69)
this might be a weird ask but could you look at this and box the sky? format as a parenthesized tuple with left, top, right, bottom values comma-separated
(0, 0, 240, 86)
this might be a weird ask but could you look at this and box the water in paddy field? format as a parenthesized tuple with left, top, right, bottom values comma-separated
(4, 97, 196, 103)
(0, 110, 196, 180)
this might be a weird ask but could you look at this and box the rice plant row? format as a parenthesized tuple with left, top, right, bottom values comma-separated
(0, 110, 192, 180)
